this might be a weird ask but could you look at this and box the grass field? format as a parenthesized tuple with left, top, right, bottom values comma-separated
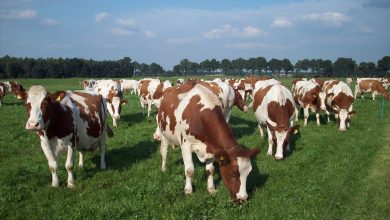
(0, 77, 389, 219)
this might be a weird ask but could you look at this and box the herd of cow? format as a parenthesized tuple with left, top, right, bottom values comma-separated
(0, 76, 388, 202)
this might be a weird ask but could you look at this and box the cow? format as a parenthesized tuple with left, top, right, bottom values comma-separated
(153, 81, 260, 202)
(252, 79, 299, 160)
(79, 79, 96, 91)
(0, 81, 25, 105)
(138, 78, 172, 117)
(0, 82, 6, 106)
(94, 79, 127, 127)
(357, 77, 389, 89)
(323, 80, 355, 131)
(346, 78, 353, 86)
(176, 78, 185, 85)
(16, 85, 112, 187)
(293, 80, 323, 126)
(120, 79, 139, 95)
(354, 79, 389, 100)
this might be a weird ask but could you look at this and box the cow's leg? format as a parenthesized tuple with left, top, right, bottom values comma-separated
(205, 161, 216, 194)
(354, 87, 359, 99)
(98, 136, 107, 170)
(295, 108, 299, 122)
(316, 112, 320, 126)
(181, 143, 194, 194)
(40, 142, 59, 187)
(78, 152, 84, 168)
(372, 92, 376, 101)
(147, 100, 152, 117)
(267, 128, 273, 156)
(65, 146, 75, 188)
(112, 117, 118, 128)
(258, 124, 264, 137)
(303, 107, 309, 126)
(140, 99, 145, 115)
(160, 137, 169, 172)
(326, 110, 330, 123)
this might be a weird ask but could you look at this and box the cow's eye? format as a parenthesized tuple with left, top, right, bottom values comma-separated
(231, 170, 239, 177)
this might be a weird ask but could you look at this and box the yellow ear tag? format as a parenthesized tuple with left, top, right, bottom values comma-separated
(294, 130, 299, 134)
(220, 156, 224, 161)
(16, 95, 22, 99)
(121, 102, 126, 106)
(56, 96, 62, 102)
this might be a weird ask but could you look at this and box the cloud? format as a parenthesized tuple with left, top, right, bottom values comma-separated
(0, 9, 37, 19)
(300, 11, 349, 27)
(225, 42, 271, 50)
(110, 27, 135, 36)
(95, 12, 109, 23)
(41, 18, 59, 27)
(271, 17, 294, 28)
(115, 18, 137, 29)
(203, 24, 266, 39)
(167, 37, 197, 45)
(145, 30, 156, 38)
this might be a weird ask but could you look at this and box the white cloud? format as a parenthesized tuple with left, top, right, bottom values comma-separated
(300, 11, 349, 26)
(0, 9, 37, 19)
(167, 37, 197, 45)
(115, 18, 137, 28)
(203, 24, 266, 39)
(145, 30, 156, 38)
(95, 12, 109, 23)
(41, 18, 59, 27)
(271, 18, 294, 28)
(110, 27, 135, 36)
(225, 42, 271, 50)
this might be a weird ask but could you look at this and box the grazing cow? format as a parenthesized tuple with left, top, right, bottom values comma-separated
(17, 85, 112, 187)
(293, 80, 323, 126)
(201, 79, 248, 122)
(357, 77, 389, 89)
(177, 78, 185, 85)
(120, 79, 139, 95)
(252, 79, 299, 160)
(346, 78, 353, 86)
(355, 79, 389, 100)
(154, 82, 260, 201)
(79, 79, 96, 91)
(0, 81, 25, 105)
(138, 78, 172, 117)
(323, 80, 355, 131)
(94, 79, 127, 127)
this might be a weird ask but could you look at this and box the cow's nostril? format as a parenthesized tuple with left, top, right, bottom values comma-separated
(34, 122, 39, 127)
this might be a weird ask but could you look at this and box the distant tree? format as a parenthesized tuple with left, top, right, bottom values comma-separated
(246, 58, 257, 75)
(220, 59, 231, 74)
(377, 56, 390, 76)
(333, 57, 357, 77)
(281, 58, 293, 75)
(231, 58, 246, 75)
(268, 58, 282, 75)
(255, 57, 267, 75)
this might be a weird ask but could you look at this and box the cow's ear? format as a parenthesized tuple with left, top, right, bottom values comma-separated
(16, 91, 27, 101)
(349, 111, 356, 116)
(328, 93, 334, 98)
(215, 151, 230, 166)
(121, 99, 128, 105)
(54, 91, 66, 102)
(290, 125, 300, 134)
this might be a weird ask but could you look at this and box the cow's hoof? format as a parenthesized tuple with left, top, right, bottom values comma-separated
(275, 156, 284, 160)
(208, 188, 216, 195)
(184, 188, 193, 195)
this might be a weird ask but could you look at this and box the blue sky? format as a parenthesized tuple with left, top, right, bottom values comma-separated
(0, 0, 389, 70)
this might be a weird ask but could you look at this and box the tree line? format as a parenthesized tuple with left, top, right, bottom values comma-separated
(0, 55, 389, 79)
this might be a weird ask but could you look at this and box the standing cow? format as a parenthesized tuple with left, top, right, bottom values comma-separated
(138, 78, 172, 117)
(94, 79, 127, 127)
(252, 79, 299, 160)
(17, 85, 112, 187)
(354, 79, 389, 100)
(120, 79, 139, 95)
(293, 80, 323, 126)
(154, 82, 260, 202)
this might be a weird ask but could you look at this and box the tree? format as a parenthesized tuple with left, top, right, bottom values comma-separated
(231, 58, 245, 75)
(220, 59, 231, 74)
(377, 56, 390, 76)
(281, 58, 293, 75)
(255, 57, 267, 75)
(333, 57, 357, 77)
(246, 58, 257, 75)
(268, 58, 282, 75)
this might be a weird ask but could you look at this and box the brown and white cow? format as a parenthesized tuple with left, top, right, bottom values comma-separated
(0, 81, 25, 105)
(154, 82, 260, 202)
(94, 79, 127, 127)
(120, 79, 139, 95)
(79, 79, 96, 91)
(138, 78, 172, 117)
(310, 78, 325, 89)
(323, 80, 355, 131)
(176, 78, 185, 85)
(17, 85, 112, 187)
(293, 80, 323, 126)
(354, 79, 389, 100)
(291, 78, 307, 90)
(357, 77, 389, 88)
(0, 82, 6, 106)
(252, 79, 299, 160)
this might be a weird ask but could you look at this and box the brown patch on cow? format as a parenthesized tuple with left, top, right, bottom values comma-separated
(324, 80, 340, 93)
(302, 86, 321, 110)
(245, 76, 271, 87)
(235, 80, 245, 90)
(253, 85, 273, 111)
(332, 92, 354, 110)
(312, 78, 324, 88)
(152, 81, 164, 99)
(233, 89, 247, 111)
(139, 79, 151, 100)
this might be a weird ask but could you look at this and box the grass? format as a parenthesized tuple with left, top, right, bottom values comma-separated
(0, 77, 389, 219)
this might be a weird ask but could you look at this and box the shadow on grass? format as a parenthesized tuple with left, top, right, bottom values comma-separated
(120, 112, 146, 127)
(285, 130, 302, 158)
(247, 159, 268, 198)
(229, 115, 258, 139)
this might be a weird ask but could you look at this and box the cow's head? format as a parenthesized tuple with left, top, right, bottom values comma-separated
(17, 85, 65, 131)
(233, 89, 248, 112)
(217, 147, 260, 202)
(267, 121, 300, 159)
(106, 90, 127, 127)
(328, 93, 355, 131)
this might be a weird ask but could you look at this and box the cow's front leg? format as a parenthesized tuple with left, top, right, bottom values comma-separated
(147, 100, 152, 117)
(295, 108, 299, 122)
(40, 142, 59, 187)
(316, 112, 320, 126)
(205, 161, 216, 194)
(181, 143, 194, 194)
(98, 135, 107, 169)
(258, 124, 264, 137)
(65, 146, 75, 188)
(267, 128, 273, 156)
(303, 107, 309, 126)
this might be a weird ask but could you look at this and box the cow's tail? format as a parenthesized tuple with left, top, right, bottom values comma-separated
(106, 125, 114, 137)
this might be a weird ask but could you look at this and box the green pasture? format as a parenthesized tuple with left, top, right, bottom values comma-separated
(0, 77, 389, 219)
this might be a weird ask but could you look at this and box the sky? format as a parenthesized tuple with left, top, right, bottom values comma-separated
(0, 0, 389, 70)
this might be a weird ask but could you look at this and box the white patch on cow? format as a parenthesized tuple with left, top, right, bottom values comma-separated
(26, 86, 47, 130)
(236, 157, 252, 201)
(275, 131, 288, 159)
(339, 109, 348, 131)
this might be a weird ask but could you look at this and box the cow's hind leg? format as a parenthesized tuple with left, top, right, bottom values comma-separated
(303, 107, 309, 126)
(267, 127, 273, 156)
(65, 146, 75, 188)
(98, 136, 107, 170)
(181, 143, 194, 194)
(78, 152, 84, 168)
(160, 137, 169, 172)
